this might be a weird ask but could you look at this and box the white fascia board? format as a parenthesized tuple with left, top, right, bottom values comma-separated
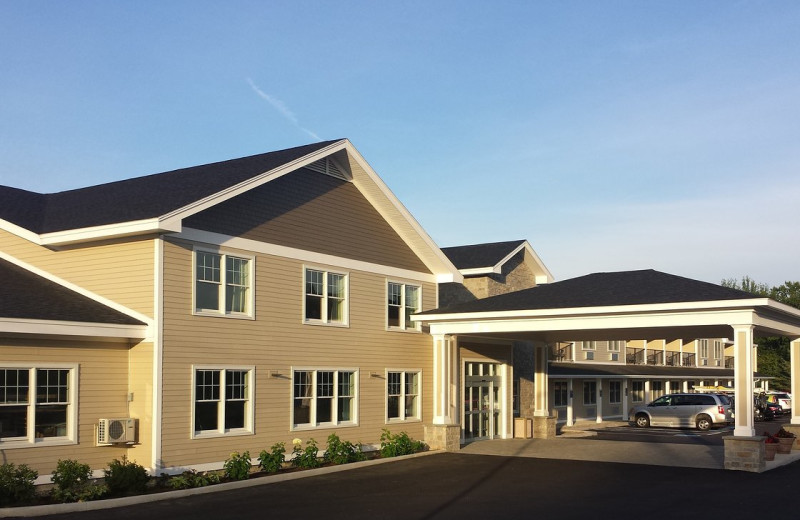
(413, 298, 771, 323)
(427, 308, 761, 336)
(0, 318, 148, 340)
(37, 218, 180, 247)
(342, 141, 463, 284)
(521, 242, 555, 283)
(0, 218, 44, 245)
(0, 251, 154, 329)
(460, 267, 500, 276)
(175, 228, 438, 284)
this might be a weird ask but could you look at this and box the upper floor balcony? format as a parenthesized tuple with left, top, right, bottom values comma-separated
(550, 343, 723, 369)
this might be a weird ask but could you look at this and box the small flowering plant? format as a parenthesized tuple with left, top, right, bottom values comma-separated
(775, 428, 797, 439)
(764, 433, 778, 444)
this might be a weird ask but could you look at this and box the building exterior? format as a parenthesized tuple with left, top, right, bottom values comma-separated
(2, 139, 800, 480)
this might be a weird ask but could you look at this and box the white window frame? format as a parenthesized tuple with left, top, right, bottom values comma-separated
(291, 368, 358, 430)
(303, 266, 349, 327)
(631, 380, 645, 403)
(583, 381, 597, 406)
(581, 341, 596, 350)
(386, 370, 422, 423)
(191, 365, 255, 439)
(386, 281, 422, 332)
(607, 340, 623, 352)
(609, 381, 622, 404)
(553, 380, 568, 408)
(698, 339, 709, 359)
(193, 248, 255, 319)
(713, 340, 723, 360)
(0, 364, 78, 449)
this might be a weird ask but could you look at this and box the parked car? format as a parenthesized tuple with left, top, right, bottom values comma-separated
(629, 393, 733, 431)
(766, 402, 783, 417)
(766, 392, 792, 413)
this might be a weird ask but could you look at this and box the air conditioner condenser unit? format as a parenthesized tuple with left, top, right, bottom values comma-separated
(97, 418, 136, 445)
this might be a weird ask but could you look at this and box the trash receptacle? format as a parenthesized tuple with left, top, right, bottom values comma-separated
(514, 417, 532, 438)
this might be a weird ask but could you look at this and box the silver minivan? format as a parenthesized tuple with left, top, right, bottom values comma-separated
(629, 393, 732, 431)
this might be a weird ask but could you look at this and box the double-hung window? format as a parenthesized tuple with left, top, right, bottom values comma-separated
(609, 381, 621, 404)
(387, 282, 421, 331)
(195, 250, 253, 317)
(553, 381, 568, 407)
(386, 371, 420, 422)
(304, 268, 347, 325)
(0, 366, 76, 446)
(713, 340, 723, 360)
(698, 339, 709, 358)
(583, 381, 597, 405)
(631, 381, 644, 402)
(193, 367, 254, 437)
(293, 369, 357, 428)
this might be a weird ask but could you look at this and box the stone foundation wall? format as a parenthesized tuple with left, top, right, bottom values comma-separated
(724, 436, 766, 472)
(424, 424, 461, 451)
(533, 415, 557, 439)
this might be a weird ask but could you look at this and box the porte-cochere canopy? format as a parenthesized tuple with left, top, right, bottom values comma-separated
(414, 270, 800, 439)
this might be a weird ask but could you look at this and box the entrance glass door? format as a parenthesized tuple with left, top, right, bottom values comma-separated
(463, 362, 502, 441)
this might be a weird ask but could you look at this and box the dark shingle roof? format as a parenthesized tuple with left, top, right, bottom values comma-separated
(0, 140, 342, 234)
(440, 240, 526, 270)
(420, 269, 759, 315)
(0, 258, 144, 325)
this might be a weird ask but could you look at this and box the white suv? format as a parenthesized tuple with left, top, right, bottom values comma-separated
(629, 393, 733, 431)
(767, 392, 792, 413)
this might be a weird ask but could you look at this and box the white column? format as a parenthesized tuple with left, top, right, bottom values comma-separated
(679, 339, 684, 366)
(595, 378, 603, 423)
(791, 339, 800, 426)
(733, 325, 755, 437)
(566, 379, 574, 426)
(432, 334, 457, 425)
(644, 380, 651, 403)
(622, 379, 629, 420)
(643, 340, 648, 365)
(534, 344, 549, 417)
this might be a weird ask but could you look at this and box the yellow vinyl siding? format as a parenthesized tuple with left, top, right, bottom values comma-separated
(159, 239, 434, 468)
(183, 168, 430, 273)
(0, 230, 155, 318)
(0, 339, 131, 476)
(127, 341, 154, 469)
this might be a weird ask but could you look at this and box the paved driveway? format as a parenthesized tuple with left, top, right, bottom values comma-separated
(17, 452, 800, 520)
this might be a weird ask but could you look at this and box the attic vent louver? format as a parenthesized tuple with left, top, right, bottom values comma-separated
(305, 158, 347, 180)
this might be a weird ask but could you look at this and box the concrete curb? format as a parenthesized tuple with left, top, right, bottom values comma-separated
(1, 450, 440, 518)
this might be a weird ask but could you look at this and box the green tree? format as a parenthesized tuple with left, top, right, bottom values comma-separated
(721, 276, 799, 391)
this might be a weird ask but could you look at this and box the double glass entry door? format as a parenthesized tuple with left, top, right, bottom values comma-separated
(463, 362, 502, 441)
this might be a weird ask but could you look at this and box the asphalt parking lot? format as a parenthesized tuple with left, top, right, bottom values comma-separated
(588, 415, 791, 446)
(21, 451, 800, 520)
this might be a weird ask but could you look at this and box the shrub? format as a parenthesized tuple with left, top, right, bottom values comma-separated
(165, 470, 220, 490)
(51, 459, 107, 503)
(379, 429, 427, 458)
(291, 438, 320, 469)
(324, 433, 366, 465)
(258, 442, 286, 473)
(223, 451, 251, 481)
(104, 456, 149, 496)
(0, 463, 38, 506)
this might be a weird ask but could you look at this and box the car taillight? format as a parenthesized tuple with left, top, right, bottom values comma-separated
(718, 406, 725, 414)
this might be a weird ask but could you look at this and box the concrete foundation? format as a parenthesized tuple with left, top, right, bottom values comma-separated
(425, 424, 461, 451)
(724, 436, 766, 472)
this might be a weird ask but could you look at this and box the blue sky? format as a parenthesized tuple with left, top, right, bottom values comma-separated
(1, 1, 798, 286)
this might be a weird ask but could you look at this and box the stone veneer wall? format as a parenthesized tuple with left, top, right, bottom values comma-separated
(513, 342, 535, 418)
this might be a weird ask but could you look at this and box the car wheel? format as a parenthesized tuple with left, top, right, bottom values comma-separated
(696, 415, 712, 431)
(635, 414, 650, 428)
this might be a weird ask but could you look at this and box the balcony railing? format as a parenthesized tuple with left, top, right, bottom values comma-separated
(664, 351, 680, 366)
(647, 350, 664, 365)
(681, 352, 695, 366)
(550, 344, 571, 362)
(724, 356, 734, 369)
(626, 347, 645, 365)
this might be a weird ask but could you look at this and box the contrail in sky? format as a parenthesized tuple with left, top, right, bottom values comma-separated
(247, 78, 321, 141)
